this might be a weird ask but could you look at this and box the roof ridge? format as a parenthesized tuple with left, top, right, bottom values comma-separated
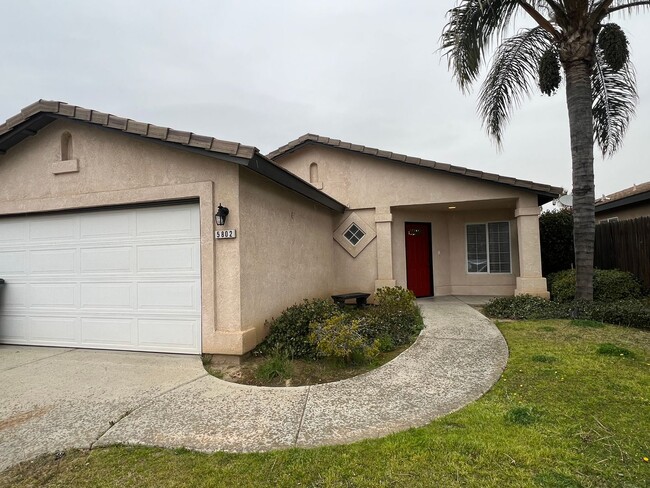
(266, 133, 564, 197)
(1, 99, 259, 160)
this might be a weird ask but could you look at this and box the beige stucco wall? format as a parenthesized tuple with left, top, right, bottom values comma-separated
(276, 145, 547, 297)
(238, 168, 336, 349)
(596, 201, 650, 222)
(0, 119, 315, 356)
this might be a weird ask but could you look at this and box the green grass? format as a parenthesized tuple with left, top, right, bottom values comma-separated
(2, 320, 649, 487)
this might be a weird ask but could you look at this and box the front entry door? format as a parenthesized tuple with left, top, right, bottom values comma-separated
(405, 222, 433, 297)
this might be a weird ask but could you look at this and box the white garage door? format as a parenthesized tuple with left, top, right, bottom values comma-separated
(0, 203, 201, 354)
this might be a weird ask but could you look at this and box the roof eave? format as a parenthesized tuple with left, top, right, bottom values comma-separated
(595, 191, 650, 213)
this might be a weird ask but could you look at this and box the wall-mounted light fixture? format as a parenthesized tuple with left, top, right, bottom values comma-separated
(215, 204, 229, 226)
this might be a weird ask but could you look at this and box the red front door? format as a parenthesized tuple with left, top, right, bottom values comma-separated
(405, 222, 433, 297)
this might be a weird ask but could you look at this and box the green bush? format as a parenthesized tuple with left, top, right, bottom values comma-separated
(483, 295, 650, 330)
(258, 298, 341, 359)
(548, 269, 644, 303)
(308, 315, 379, 364)
(255, 351, 292, 381)
(363, 286, 424, 346)
(482, 295, 565, 320)
(539, 209, 574, 276)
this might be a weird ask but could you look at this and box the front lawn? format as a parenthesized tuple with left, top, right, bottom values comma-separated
(2, 320, 649, 487)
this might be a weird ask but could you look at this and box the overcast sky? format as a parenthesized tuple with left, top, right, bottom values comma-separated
(2, 1, 648, 197)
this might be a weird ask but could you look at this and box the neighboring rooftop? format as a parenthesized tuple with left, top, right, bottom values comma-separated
(596, 181, 650, 212)
(268, 133, 564, 202)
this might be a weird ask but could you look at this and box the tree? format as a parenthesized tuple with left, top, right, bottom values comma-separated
(539, 208, 574, 276)
(441, 0, 648, 300)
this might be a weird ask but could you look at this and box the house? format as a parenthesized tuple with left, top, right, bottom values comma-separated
(0, 101, 562, 358)
(595, 181, 650, 223)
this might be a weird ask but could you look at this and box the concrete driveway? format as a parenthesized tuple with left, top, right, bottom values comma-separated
(0, 297, 508, 471)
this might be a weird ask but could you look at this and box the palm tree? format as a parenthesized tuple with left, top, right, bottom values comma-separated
(441, 0, 648, 300)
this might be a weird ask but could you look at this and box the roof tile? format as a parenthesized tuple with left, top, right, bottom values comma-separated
(74, 108, 93, 122)
(189, 134, 213, 150)
(166, 129, 191, 145)
(90, 111, 109, 125)
(57, 104, 76, 118)
(147, 125, 168, 140)
(126, 120, 149, 136)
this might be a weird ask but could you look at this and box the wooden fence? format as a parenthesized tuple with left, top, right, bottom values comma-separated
(595, 216, 650, 288)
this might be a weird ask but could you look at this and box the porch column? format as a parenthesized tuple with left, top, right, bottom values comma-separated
(514, 206, 550, 298)
(375, 206, 396, 290)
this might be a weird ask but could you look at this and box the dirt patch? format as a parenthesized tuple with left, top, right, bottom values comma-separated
(206, 346, 408, 387)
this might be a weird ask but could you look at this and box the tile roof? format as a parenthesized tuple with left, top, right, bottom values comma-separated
(595, 181, 650, 206)
(267, 133, 564, 199)
(0, 100, 257, 159)
(0, 101, 346, 213)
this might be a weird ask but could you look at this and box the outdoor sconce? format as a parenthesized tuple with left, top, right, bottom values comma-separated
(215, 204, 229, 226)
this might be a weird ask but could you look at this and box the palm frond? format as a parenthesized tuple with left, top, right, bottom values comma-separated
(441, 0, 521, 92)
(477, 26, 554, 145)
(591, 46, 638, 157)
(606, 0, 650, 14)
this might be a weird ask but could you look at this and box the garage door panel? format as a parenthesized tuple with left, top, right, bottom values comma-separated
(136, 206, 197, 237)
(137, 282, 199, 311)
(30, 283, 77, 308)
(80, 211, 133, 239)
(137, 244, 198, 273)
(0, 316, 27, 341)
(138, 318, 198, 350)
(0, 251, 27, 275)
(1, 283, 27, 308)
(29, 316, 78, 343)
(81, 247, 133, 273)
(81, 318, 134, 346)
(30, 249, 76, 274)
(0, 220, 27, 242)
(29, 216, 78, 241)
(0, 203, 201, 354)
(80, 283, 133, 309)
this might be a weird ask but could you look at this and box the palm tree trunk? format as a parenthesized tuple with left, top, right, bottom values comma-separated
(564, 59, 595, 300)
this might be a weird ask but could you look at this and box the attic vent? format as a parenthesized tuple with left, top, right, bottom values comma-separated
(61, 132, 73, 160)
(309, 162, 319, 183)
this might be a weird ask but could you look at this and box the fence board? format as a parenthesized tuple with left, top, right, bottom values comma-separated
(595, 216, 650, 288)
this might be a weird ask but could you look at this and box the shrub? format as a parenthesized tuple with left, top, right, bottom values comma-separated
(483, 295, 650, 330)
(309, 315, 380, 364)
(482, 295, 565, 320)
(258, 298, 341, 359)
(539, 209, 574, 276)
(548, 269, 644, 303)
(363, 287, 424, 346)
(255, 351, 292, 381)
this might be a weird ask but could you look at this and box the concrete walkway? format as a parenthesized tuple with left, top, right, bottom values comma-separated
(0, 297, 508, 471)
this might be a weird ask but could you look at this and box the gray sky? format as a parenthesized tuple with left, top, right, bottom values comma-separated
(2, 1, 648, 196)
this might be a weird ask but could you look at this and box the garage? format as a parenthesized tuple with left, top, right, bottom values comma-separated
(0, 202, 201, 354)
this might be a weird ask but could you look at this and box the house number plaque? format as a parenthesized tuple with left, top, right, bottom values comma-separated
(215, 229, 237, 239)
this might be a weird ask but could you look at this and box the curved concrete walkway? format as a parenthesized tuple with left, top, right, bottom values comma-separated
(0, 297, 507, 470)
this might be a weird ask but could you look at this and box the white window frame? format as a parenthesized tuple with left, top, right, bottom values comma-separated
(465, 221, 512, 274)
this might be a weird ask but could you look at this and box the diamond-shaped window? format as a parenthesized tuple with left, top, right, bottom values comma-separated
(344, 223, 365, 246)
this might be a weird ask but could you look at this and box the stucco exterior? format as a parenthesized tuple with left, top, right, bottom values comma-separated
(0, 101, 562, 357)
(273, 144, 549, 298)
(0, 118, 339, 356)
(596, 201, 650, 222)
